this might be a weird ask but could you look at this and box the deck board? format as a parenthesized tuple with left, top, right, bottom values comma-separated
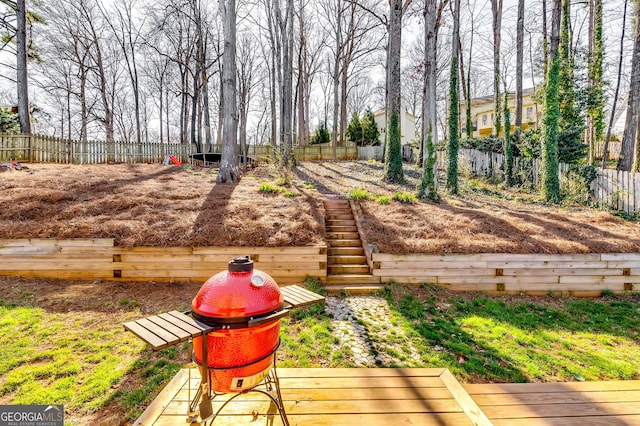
(464, 381, 640, 426)
(135, 369, 640, 426)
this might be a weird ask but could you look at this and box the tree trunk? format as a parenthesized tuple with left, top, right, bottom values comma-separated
(618, 0, 640, 171)
(16, 0, 31, 134)
(446, 0, 461, 194)
(491, 0, 503, 138)
(419, 0, 440, 199)
(512, 0, 524, 186)
(603, 0, 627, 169)
(217, 0, 239, 183)
(541, 0, 562, 203)
(384, 0, 405, 183)
(297, 5, 308, 147)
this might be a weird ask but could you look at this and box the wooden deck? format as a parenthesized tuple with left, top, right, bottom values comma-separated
(134, 368, 640, 426)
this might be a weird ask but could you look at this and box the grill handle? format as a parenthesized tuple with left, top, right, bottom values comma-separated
(247, 309, 290, 328)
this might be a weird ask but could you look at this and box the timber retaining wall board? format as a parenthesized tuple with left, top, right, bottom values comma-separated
(372, 253, 640, 296)
(0, 239, 327, 284)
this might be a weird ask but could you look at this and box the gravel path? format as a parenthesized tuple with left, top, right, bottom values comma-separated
(325, 295, 422, 367)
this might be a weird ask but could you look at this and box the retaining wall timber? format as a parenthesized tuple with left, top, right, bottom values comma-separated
(0, 239, 327, 284)
(372, 253, 640, 296)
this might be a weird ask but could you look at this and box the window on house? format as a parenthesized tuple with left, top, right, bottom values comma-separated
(482, 114, 487, 126)
(526, 107, 533, 119)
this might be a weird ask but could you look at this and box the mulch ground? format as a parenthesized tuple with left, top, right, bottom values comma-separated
(0, 161, 639, 253)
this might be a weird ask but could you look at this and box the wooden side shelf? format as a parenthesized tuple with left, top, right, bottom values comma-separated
(123, 310, 212, 350)
(281, 285, 325, 309)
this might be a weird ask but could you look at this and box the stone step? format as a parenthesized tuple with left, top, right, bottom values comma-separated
(324, 284, 386, 295)
(328, 247, 365, 256)
(328, 255, 367, 265)
(326, 225, 358, 233)
(329, 239, 363, 247)
(326, 219, 356, 226)
(327, 231, 360, 240)
(324, 274, 381, 285)
(328, 264, 370, 275)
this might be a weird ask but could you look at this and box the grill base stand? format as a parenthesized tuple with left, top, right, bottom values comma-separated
(188, 339, 289, 426)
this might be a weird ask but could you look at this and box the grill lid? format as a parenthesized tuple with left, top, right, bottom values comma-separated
(191, 256, 283, 322)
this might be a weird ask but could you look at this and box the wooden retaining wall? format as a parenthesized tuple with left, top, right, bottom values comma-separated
(0, 239, 327, 285)
(372, 253, 640, 296)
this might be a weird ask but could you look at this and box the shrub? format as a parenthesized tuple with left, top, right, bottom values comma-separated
(393, 192, 418, 204)
(376, 195, 391, 205)
(348, 188, 372, 201)
(259, 182, 278, 193)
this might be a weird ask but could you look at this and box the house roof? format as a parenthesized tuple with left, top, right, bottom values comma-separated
(469, 87, 537, 106)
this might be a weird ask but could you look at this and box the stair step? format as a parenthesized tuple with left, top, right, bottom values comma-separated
(323, 201, 350, 208)
(326, 209, 353, 215)
(324, 284, 386, 295)
(328, 247, 365, 256)
(329, 264, 370, 275)
(328, 255, 367, 265)
(327, 219, 356, 226)
(326, 214, 354, 220)
(329, 239, 363, 247)
(327, 231, 360, 239)
(326, 225, 358, 233)
(325, 274, 381, 285)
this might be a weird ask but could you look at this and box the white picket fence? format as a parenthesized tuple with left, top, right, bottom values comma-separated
(437, 149, 640, 215)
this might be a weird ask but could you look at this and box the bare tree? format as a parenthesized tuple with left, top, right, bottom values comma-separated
(511, 0, 524, 186)
(217, 0, 239, 183)
(16, 0, 30, 133)
(602, 0, 627, 169)
(618, 0, 640, 171)
(491, 0, 503, 137)
(418, 0, 448, 199)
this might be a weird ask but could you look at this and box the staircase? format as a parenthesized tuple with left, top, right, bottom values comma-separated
(323, 198, 382, 294)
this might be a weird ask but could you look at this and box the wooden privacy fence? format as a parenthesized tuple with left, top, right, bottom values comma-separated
(0, 239, 327, 285)
(236, 144, 358, 161)
(0, 134, 359, 164)
(372, 252, 639, 296)
(440, 149, 640, 215)
(0, 134, 193, 164)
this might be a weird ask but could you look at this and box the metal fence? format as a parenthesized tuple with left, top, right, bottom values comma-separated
(438, 148, 640, 215)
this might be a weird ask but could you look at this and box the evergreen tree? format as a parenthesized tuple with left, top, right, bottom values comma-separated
(311, 122, 331, 145)
(0, 108, 20, 133)
(361, 108, 380, 146)
(346, 111, 363, 145)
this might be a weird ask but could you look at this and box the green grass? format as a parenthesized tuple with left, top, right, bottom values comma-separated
(379, 285, 640, 383)
(0, 300, 185, 423)
(2, 280, 639, 424)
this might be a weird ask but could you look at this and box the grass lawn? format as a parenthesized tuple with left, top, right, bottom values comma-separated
(2, 279, 638, 425)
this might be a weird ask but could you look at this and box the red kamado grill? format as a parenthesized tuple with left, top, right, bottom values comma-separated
(123, 255, 325, 425)
(191, 256, 285, 393)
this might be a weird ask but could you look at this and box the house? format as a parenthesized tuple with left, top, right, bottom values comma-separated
(373, 104, 416, 145)
(462, 88, 540, 138)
